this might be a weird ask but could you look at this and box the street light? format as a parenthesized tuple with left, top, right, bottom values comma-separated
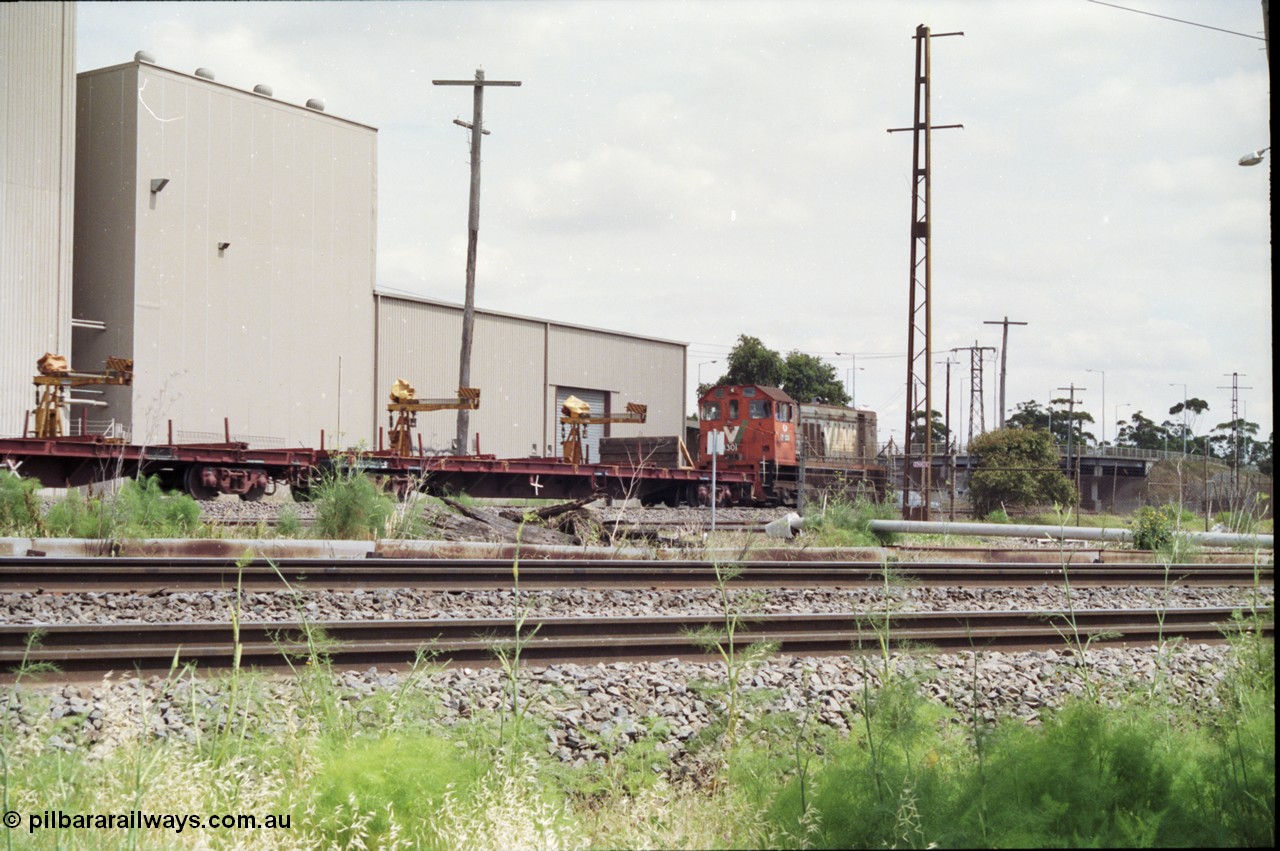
(1238, 146, 1270, 166)
(697, 360, 718, 387)
(1086, 369, 1105, 445)
(834, 352, 863, 406)
(1114, 402, 1130, 447)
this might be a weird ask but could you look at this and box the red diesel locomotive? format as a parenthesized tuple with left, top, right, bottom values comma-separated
(696, 384, 886, 505)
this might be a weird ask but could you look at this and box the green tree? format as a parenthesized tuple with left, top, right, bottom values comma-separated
(1166, 397, 1210, 454)
(782, 350, 849, 404)
(967, 427, 1075, 516)
(1006, 400, 1051, 432)
(1008, 399, 1095, 446)
(1209, 418, 1261, 464)
(1251, 431, 1272, 476)
(908, 409, 950, 448)
(1115, 410, 1171, 451)
(719, 334, 785, 388)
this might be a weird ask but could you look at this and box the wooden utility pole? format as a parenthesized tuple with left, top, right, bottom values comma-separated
(1057, 384, 1086, 522)
(433, 69, 522, 454)
(983, 316, 1027, 428)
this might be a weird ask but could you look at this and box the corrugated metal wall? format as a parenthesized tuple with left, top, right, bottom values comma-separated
(73, 61, 378, 447)
(0, 3, 75, 437)
(377, 296, 687, 460)
(547, 324, 685, 454)
(376, 296, 547, 456)
(72, 63, 138, 433)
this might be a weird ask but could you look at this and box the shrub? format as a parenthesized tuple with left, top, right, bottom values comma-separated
(44, 489, 108, 538)
(766, 678, 956, 848)
(276, 505, 304, 537)
(946, 702, 1183, 847)
(1132, 504, 1184, 552)
(0, 470, 43, 535)
(968, 427, 1075, 516)
(37, 475, 202, 539)
(308, 733, 482, 847)
(114, 474, 203, 537)
(311, 463, 397, 540)
(802, 490, 897, 546)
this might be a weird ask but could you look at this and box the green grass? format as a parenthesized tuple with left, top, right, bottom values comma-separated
(3, 623, 1271, 849)
(0, 471, 45, 536)
(800, 490, 899, 547)
(43, 475, 204, 540)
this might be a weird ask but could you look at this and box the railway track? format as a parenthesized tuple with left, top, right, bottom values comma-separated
(0, 607, 1268, 680)
(0, 556, 1271, 592)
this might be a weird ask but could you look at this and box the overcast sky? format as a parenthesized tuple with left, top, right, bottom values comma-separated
(76, 0, 1272, 446)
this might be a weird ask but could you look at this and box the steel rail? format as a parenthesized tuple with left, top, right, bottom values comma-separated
(0, 608, 1267, 679)
(0, 556, 1270, 593)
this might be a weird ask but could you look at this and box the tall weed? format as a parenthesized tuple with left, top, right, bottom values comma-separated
(43, 476, 202, 539)
(0, 471, 44, 536)
(311, 462, 396, 540)
(801, 489, 897, 547)
(308, 733, 483, 849)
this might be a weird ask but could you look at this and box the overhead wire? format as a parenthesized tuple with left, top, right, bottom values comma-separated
(1085, 1, 1265, 40)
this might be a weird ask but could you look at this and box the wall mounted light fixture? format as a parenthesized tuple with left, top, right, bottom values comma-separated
(150, 178, 170, 194)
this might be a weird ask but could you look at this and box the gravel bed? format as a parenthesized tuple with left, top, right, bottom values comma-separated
(10, 499, 1269, 774)
(193, 497, 793, 527)
(0, 585, 1271, 625)
(1, 643, 1245, 774)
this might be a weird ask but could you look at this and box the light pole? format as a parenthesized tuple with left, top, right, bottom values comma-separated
(697, 360, 718, 388)
(1111, 402, 1130, 510)
(835, 352, 863, 406)
(1114, 402, 1130, 443)
(1169, 382, 1187, 454)
(1086, 369, 1105, 446)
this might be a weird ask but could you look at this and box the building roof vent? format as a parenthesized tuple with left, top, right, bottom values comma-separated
(305, 98, 326, 112)
(135, 50, 157, 64)
(253, 84, 274, 96)
(194, 67, 216, 81)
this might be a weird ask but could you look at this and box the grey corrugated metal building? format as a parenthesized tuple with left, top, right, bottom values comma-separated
(0, 3, 76, 438)
(375, 295, 686, 461)
(72, 57, 377, 446)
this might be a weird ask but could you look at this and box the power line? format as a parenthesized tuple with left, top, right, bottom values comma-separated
(1086, 0, 1265, 40)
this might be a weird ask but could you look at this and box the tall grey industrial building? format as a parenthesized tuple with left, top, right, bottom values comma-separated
(2, 4, 686, 463)
(73, 56, 379, 447)
(1, 3, 76, 436)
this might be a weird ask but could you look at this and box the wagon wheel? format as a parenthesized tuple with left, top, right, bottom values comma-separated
(183, 465, 218, 501)
(239, 482, 267, 502)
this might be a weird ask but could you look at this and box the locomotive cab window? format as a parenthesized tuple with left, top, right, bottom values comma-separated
(729, 399, 740, 420)
(742, 387, 756, 397)
(777, 403, 791, 422)
(749, 399, 771, 419)
(701, 401, 721, 421)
